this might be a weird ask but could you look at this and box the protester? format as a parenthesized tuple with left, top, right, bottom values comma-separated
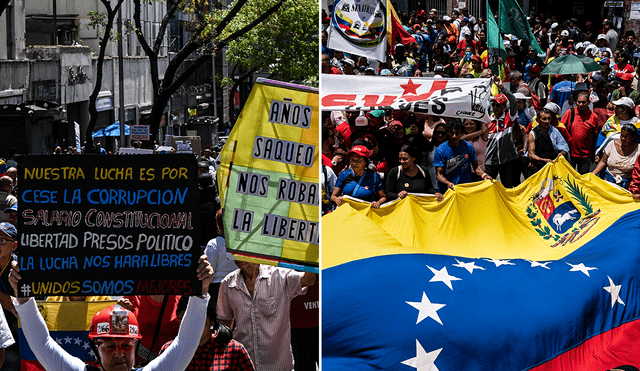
(160, 295, 254, 371)
(216, 261, 316, 371)
(386, 144, 441, 201)
(592, 124, 640, 189)
(0, 178, 16, 223)
(461, 118, 489, 180)
(9, 256, 213, 371)
(434, 120, 492, 192)
(331, 145, 387, 208)
(204, 209, 238, 304)
(561, 92, 600, 174)
(527, 108, 570, 176)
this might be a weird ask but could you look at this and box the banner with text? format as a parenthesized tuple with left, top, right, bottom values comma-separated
(217, 79, 319, 272)
(327, 0, 387, 62)
(18, 154, 201, 297)
(321, 75, 492, 122)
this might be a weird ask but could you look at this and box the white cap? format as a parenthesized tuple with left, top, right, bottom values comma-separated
(560, 30, 569, 37)
(342, 58, 355, 67)
(544, 102, 561, 116)
(513, 92, 531, 100)
(443, 15, 451, 21)
(597, 34, 606, 40)
(612, 97, 635, 110)
(550, 22, 558, 29)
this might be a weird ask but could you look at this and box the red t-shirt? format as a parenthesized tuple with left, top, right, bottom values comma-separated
(561, 108, 600, 158)
(290, 280, 319, 328)
(124, 295, 181, 360)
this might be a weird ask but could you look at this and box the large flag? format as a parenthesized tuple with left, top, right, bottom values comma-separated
(327, 0, 387, 62)
(322, 158, 640, 370)
(498, 0, 544, 54)
(19, 300, 117, 370)
(322, 75, 492, 122)
(217, 78, 319, 272)
(486, 0, 506, 76)
(386, 0, 416, 49)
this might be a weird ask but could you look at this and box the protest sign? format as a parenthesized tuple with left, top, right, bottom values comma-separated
(217, 78, 319, 272)
(321, 75, 492, 122)
(17, 154, 201, 297)
(327, 0, 387, 62)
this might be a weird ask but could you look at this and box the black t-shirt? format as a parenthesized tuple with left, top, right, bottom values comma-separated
(385, 165, 437, 200)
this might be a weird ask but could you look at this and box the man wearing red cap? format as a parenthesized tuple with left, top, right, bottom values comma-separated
(527, 64, 548, 106)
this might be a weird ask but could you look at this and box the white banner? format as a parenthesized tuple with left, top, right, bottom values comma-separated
(327, 0, 387, 62)
(321, 75, 493, 122)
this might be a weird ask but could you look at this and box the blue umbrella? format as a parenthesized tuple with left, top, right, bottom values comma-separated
(91, 122, 130, 137)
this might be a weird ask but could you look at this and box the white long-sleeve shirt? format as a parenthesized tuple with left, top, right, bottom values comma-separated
(15, 294, 209, 371)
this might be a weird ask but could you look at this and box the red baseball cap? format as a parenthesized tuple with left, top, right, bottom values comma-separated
(348, 145, 371, 159)
(530, 65, 542, 73)
(491, 94, 508, 105)
(470, 55, 482, 63)
(388, 120, 403, 127)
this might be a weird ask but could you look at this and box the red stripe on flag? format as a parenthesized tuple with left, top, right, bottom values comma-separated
(531, 319, 640, 370)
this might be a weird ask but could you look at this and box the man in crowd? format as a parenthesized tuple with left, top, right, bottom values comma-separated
(0, 178, 16, 224)
(560, 92, 600, 174)
(434, 120, 492, 192)
(217, 261, 316, 371)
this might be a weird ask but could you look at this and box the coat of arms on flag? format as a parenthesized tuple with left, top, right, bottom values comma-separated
(527, 174, 601, 246)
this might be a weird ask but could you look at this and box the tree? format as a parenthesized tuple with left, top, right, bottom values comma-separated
(84, 0, 127, 152)
(132, 0, 300, 139)
(221, 0, 319, 121)
(0, 0, 9, 18)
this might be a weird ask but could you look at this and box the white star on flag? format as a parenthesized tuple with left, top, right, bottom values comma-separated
(604, 276, 625, 308)
(567, 262, 597, 277)
(528, 261, 551, 269)
(83, 342, 91, 350)
(64, 336, 73, 344)
(74, 337, 82, 345)
(406, 292, 446, 325)
(427, 265, 461, 290)
(483, 259, 515, 267)
(401, 340, 442, 371)
(55, 338, 63, 345)
(452, 259, 485, 274)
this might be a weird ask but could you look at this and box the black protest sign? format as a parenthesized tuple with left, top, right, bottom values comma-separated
(17, 154, 201, 297)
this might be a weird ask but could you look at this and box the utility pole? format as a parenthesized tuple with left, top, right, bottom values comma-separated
(52, 0, 57, 44)
(118, 5, 126, 149)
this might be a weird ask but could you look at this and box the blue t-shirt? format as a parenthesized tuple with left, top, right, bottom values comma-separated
(335, 169, 383, 202)
(433, 140, 477, 192)
(549, 80, 576, 109)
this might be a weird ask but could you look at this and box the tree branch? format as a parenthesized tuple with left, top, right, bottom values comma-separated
(153, 0, 181, 54)
(219, 0, 285, 46)
(214, 0, 250, 35)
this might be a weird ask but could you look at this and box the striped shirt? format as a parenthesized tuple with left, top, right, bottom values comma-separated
(217, 266, 306, 371)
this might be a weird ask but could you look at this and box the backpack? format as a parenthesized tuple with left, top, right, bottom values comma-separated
(520, 83, 541, 111)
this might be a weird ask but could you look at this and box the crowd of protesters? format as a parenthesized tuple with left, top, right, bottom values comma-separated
(321, 7, 640, 213)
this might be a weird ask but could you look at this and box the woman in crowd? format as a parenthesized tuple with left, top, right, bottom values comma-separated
(592, 124, 640, 189)
(331, 145, 387, 208)
(461, 119, 489, 181)
(386, 144, 442, 202)
(426, 122, 448, 190)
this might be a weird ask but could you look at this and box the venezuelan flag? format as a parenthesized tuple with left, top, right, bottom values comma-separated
(19, 300, 116, 370)
(322, 157, 640, 370)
